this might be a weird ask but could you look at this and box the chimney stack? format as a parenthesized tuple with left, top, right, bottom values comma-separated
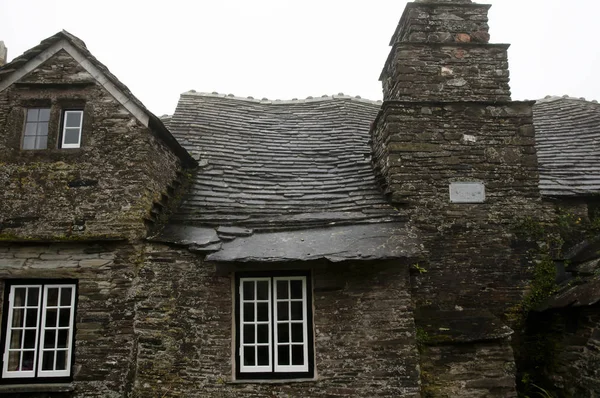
(0, 41, 7, 67)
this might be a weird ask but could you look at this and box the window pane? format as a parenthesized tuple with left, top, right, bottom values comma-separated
(291, 302, 303, 320)
(256, 281, 269, 300)
(39, 108, 50, 122)
(10, 330, 22, 349)
(8, 352, 20, 371)
(12, 309, 25, 327)
(59, 308, 71, 327)
(66, 112, 82, 127)
(26, 109, 39, 122)
(243, 324, 254, 344)
(37, 122, 49, 137)
(277, 345, 290, 366)
(36, 135, 48, 150)
(42, 351, 54, 371)
(277, 302, 288, 321)
(14, 288, 26, 307)
(44, 329, 56, 349)
(64, 128, 80, 145)
(290, 280, 303, 299)
(277, 323, 289, 343)
(23, 330, 36, 349)
(243, 346, 255, 366)
(24, 122, 37, 136)
(277, 280, 288, 299)
(47, 288, 59, 306)
(25, 308, 38, 327)
(46, 309, 57, 327)
(256, 303, 269, 322)
(57, 329, 69, 348)
(56, 350, 67, 370)
(257, 346, 269, 366)
(291, 323, 303, 343)
(257, 324, 269, 344)
(242, 281, 254, 301)
(243, 303, 254, 322)
(60, 288, 72, 306)
(27, 288, 40, 306)
(291, 345, 304, 366)
(22, 136, 36, 150)
(22, 351, 35, 371)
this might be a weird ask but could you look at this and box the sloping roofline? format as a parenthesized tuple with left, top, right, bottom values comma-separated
(0, 30, 197, 168)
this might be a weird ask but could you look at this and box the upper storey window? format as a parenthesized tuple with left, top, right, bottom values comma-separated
(20, 108, 85, 150)
(61, 110, 83, 149)
(22, 108, 50, 150)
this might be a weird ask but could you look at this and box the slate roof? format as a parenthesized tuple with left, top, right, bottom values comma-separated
(0, 30, 196, 167)
(533, 96, 600, 197)
(167, 92, 403, 231)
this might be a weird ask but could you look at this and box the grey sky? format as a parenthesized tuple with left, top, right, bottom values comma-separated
(1, 0, 598, 116)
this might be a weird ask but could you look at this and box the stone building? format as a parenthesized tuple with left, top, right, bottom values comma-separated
(0, 0, 598, 397)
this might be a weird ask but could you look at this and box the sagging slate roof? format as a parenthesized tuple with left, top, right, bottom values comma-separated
(533, 96, 600, 197)
(155, 92, 423, 262)
(168, 92, 401, 230)
(0, 30, 196, 167)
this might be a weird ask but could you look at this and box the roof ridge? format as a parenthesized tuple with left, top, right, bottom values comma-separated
(536, 95, 599, 105)
(181, 91, 383, 105)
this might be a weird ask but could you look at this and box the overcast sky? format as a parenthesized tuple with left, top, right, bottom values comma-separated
(0, 0, 598, 116)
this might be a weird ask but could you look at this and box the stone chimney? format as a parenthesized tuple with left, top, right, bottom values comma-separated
(379, 0, 504, 102)
(0, 41, 7, 67)
(370, 0, 542, 313)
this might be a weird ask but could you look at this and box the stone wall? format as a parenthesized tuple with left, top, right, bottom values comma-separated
(524, 307, 600, 398)
(133, 244, 421, 398)
(0, 49, 182, 241)
(420, 340, 517, 398)
(0, 242, 139, 397)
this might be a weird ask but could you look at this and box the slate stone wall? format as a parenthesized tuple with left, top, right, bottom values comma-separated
(0, 242, 139, 397)
(547, 307, 600, 397)
(0, 49, 182, 241)
(133, 244, 421, 398)
(420, 341, 517, 398)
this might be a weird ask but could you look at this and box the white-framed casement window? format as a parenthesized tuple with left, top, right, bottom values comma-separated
(235, 272, 314, 380)
(60, 110, 83, 149)
(22, 108, 50, 150)
(1, 282, 77, 381)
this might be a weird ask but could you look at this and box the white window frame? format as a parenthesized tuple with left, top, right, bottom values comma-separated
(2, 283, 76, 380)
(239, 278, 272, 373)
(237, 275, 311, 378)
(61, 110, 83, 149)
(273, 277, 309, 373)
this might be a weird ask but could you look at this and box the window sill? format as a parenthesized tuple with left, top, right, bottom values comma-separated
(228, 378, 318, 384)
(0, 383, 74, 393)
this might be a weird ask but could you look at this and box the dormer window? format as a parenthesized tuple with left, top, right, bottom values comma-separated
(22, 108, 50, 150)
(60, 110, 83, 149)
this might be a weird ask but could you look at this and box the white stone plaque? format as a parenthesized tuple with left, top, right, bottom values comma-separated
(449, 182, 485, 203)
